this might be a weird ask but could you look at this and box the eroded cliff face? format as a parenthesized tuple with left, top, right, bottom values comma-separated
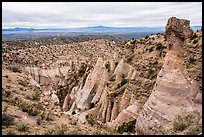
(62, 57, 140, 121)
(60, 53, 156, 132)
(135, 17, 202, 135)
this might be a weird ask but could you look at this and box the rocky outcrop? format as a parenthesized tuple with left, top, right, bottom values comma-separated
(61, 54, 143, 128)
(24, 66, 70, 87)
(107, 101, 141, 129)
(165, 17, 193, 51)
(135, 17, 201, 135)
(62, 57, 110, 114)
(74, 57, 107, 109)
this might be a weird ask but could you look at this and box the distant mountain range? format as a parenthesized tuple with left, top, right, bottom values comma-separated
(2, 26, 165, 31)
(2, 25, 202, 40)
(2, 25, 201, 31)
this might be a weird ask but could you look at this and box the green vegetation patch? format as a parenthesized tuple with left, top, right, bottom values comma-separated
(2, 113, 14, 126)
(193, 39, 198, 44)
(105, 62, 111, 72)
(155, 43, 166, 50)
(7, 65, 22, 73)
(31, 91, 41, 101)
(186, 124, 202, 135)
(18, 80, 29, 87)
(190, 33, 198, 40)
(2, 105, 14, 126)
(17, 123, 29, 132)
(18, 102, 41, 116)
(172, 111, 201, 133)
(117, 74, 128, 89)
(86, 115, 95, 126)
(117, 119, 136, 134)
(172, 115, 188, 132)
(6, 130, 16, 135)
(88, 102, 95, 109)
(148, 46, 154, 52)
(126, 54, 134, 63)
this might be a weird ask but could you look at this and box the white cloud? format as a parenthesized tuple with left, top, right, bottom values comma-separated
(2, 2, 202, 28)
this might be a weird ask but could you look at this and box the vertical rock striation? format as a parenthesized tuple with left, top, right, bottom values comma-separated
(135, 17, 201, 134)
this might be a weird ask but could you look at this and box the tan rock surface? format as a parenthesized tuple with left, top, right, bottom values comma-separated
(135, 17, 201, 135)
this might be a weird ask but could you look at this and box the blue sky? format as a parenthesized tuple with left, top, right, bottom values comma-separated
(2, 2, 202, 29)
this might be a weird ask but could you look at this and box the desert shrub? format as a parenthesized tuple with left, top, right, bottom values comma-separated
(4, 90, 11, 97)
(190, 33, 198, 40)
(88, 102, 95, 109)
(145, 36, 149, 39)
(36, 117, 42, 125)
(78, 63, 87, 77)
(18, 80, 28, 87)
(126, 54, 134, 63)
(173, 118, 187, 132)
(6, 85, 11, 89)
(19, 102, 40, 116)
(120, 77, 128, 87)
(2, 105, 14, 126)
(43, 129, 54, 135)
(6, 130, 16, 135)
(172, 114, 193, 132)
(27, 107, 39, 116)
(71, 111, 76, 115)
(10, 66, 21, 73)
(105, 62, 111, 72)
(147, 69, 155, 80)
(117, 74, 128, 89)
(7, 78, 11, 83)
(56, 84, 72, 108)
(156, 127, 166, 135)
(19, 103, 29, 112)
(186, 124, 202, 135)
(148, 46, 154, 52)
(43, 124, 77, 135)
(86, 116, 95, 126)
(17, 123, 29, 132)
(156, 43, 166, 50)
(31, 91, 41, 101)
(112, 92, 119, 97)
(43, 124, 68, 135)
(54, 124, 68, 135)
(117, 119, 136, 134)
(2, 113, 14, 126)
(189, 56, 196, 64)
(19, 87, 24, 91)
(57, 85, 64, 90)
(193, 39, 198, 44)
(3, 105, 9, 113)
(152, 60, 158, 65)
(115, 62, 119, 67)
(78, 68, 86, 77)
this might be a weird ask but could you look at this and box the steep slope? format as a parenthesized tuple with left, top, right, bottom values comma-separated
(135, 17, 202, 135)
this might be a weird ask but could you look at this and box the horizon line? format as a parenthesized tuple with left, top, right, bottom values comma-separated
(2, 25, 202, 30)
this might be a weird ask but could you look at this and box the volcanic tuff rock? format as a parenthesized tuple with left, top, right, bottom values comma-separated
(135, 17, 202, 134)
(2, 17, 202, 135)
(61, 55, 149, 127)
